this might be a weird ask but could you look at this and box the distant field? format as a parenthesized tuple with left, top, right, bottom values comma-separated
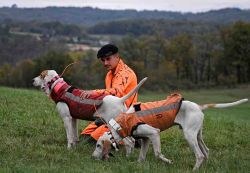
(0, 86, 249, 173)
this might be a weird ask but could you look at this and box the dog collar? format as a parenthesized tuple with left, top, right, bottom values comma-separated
(108, 119, 127, 138)
(106, 131, 119, 151)
(47, 75, 60, 90)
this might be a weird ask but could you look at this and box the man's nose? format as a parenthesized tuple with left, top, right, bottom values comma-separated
(104, 60, 109, 65)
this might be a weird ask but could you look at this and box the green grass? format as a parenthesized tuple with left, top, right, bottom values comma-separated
(0, 86, 249, 173)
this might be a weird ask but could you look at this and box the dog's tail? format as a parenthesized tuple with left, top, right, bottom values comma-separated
(119, 77, 147, 104)
(200, 98, 248, 110)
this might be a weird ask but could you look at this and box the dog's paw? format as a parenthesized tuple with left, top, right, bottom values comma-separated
(158, 154, 173, 164)
(137, 158, 145, 163)
(166, 159, 173, 164)
(67, 142, 77, 149)
(67, 144, 73, 149)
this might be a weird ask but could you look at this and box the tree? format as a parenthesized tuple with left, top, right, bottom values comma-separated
(221, 21, 250, 83)
(0, 63, 12, 86)
(14, 59, 36, 87)
(192, 33, 222, 85)
(167, 34, 195, 81)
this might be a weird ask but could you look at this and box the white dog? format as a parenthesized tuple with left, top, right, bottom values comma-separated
(33, 70, 147, 148)
(92, 94, 248, 170)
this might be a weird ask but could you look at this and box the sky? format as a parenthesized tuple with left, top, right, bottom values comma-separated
(0, 0, 250, 13)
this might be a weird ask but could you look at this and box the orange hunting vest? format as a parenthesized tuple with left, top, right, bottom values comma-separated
(115, 93, 183, 137)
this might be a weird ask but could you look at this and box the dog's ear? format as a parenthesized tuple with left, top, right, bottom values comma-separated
(102, 139, 112, 160)
(40, 70, 48, 79)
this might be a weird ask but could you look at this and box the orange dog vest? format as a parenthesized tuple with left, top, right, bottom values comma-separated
(115, 93, 183, 137)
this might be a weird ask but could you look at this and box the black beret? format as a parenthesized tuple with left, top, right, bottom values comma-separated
(97, 44, 118, 58)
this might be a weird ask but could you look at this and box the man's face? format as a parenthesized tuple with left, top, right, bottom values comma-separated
(100, 54, 119, 71)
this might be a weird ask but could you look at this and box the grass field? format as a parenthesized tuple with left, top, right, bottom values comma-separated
(0, 86, 249, 173)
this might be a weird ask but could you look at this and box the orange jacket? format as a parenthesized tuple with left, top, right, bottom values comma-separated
(81, 122, 109, 140)
(105, 59, 138, 107)
(115, 93, 183, 137)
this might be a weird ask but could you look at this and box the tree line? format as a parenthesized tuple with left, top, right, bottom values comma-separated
(1, 7, 250, 25)
(0, 21, 249, 90)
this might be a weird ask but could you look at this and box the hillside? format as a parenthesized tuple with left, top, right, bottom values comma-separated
(0, 7, 249, 25)
(0, 86, 249, 172)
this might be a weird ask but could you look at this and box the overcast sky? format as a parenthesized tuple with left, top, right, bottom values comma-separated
(0, 0, 249, 13)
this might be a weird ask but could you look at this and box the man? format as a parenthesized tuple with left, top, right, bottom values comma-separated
(80, 44, 138, 143)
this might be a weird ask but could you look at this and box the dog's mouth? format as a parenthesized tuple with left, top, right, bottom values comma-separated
(101, 152, 114, 160)
(41, 86, 46, 92)
(102, 154, 109, 160)
(93, 152, 113, 161)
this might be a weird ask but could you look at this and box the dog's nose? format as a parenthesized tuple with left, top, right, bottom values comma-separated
(92, 151, 102, 160)
(91, 154, 99, 160)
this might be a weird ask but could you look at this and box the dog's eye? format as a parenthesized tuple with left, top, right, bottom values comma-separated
(96, 144, 101, 148)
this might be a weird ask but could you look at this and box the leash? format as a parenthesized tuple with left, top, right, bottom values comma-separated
(93, 104, 120, 151)
(128, 92, 137, 108)
(93, 103, 107, 125)
(59, 61, 79, 77)
(48, 61, 78, 99)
